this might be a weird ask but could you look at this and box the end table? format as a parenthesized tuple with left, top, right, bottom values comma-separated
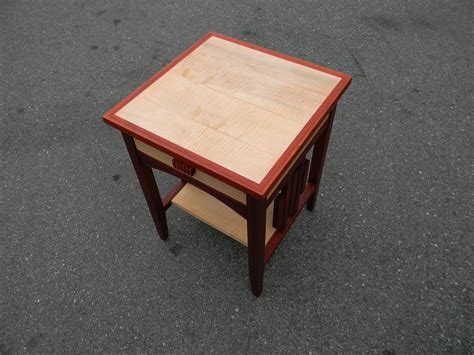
(103, 32, 351, 296)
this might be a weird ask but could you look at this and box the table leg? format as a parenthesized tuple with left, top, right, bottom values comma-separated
(247, 195, 266, 297)
(306, 106, 336, 211)
(122, 133, 169, 240)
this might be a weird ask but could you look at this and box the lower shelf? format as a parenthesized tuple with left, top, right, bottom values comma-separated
(172, 184, 275, 246)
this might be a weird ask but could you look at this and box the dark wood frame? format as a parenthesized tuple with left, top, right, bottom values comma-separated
(121, 106, 337, 297)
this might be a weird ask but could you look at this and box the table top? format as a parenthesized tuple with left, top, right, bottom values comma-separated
(104, 32, 351, 198)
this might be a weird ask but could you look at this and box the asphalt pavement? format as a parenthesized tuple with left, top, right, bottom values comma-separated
(1, 0, 473, 353)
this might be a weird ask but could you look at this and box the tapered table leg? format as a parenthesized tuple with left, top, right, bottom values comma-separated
(122, 133, 169, 240)
(306, 105, 337, 211)
(247, 195, 266, 297)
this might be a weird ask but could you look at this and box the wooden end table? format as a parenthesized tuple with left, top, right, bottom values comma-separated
(103, 32, 351, 296)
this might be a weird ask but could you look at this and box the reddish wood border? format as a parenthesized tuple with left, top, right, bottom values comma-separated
(103, 32, 351, 199)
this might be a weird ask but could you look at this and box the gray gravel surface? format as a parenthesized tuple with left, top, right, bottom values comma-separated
(1, 0, 473, 353)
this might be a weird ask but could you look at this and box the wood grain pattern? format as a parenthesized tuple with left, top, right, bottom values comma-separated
(171, 184, 275, 246)
(117, 35, 341, 184)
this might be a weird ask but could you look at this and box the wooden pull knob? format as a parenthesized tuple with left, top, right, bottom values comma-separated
(172, 158, 196, 176)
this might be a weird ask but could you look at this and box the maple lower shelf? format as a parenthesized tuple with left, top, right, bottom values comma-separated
(172, 184, 275, 246)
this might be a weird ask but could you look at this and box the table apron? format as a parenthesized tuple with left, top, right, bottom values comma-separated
(138, 151, 248, 219)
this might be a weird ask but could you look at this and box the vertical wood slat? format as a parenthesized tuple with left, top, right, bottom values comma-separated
(288, 164, 301, 216)
(299, 159, 310, 194)
(272, 191, 285, 230)
(280, 178, 293, 230)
